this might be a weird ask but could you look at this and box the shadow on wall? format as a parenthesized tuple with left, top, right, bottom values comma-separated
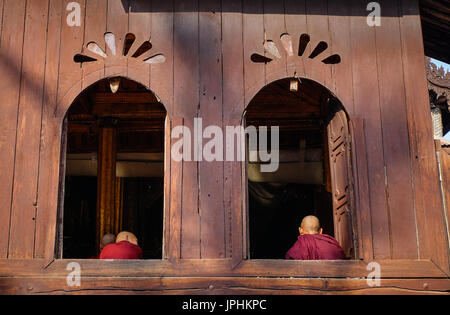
(0, 52, 52, 116)
(120, 0, 406, 16)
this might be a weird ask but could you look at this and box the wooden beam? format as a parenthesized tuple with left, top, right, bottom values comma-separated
(0, 259, 447, 279)
(96, 120, 118, 249)
(92, 103, 166, 118)
(93, 92, 158, 104)
(1, 276, 449, 295)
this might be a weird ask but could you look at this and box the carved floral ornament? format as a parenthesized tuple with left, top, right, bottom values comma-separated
(74, 32, 166, 66)
(73, 32, 166, 93)
(251, 33, 341, 65)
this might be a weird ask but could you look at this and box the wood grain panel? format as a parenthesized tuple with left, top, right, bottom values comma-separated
(173, 0, 200, 259)
(8, 0, 49, 259)
(243, 0, 264, 106)
(57, 0, 86, 114)
(0, 258, 447, 279)
(284, 0, 307, 78)
(350, 118, 374, 261)
(167, 117, 183, 259)
(375, 0, 417, 259)
(128, 0, 151, 87)
(304, 0, 331, 88)
(350, 0, 390, 259)
(1, 276, 449, 295)
(149, 0, 173, 116)
(399, 0, 450, 273)
(327, 0, 354, 115)
(0, 0, 4, 45)
(0, 0, 27, 258)
(105, 0, 128, 78)
(34, 0, 64, 259)
(81, 0, 107, 90)
(163, 116, 171, 259)
(436, 144, 450, 249)
(222, 0, 245, 262)
(263, 0, 287, 83)
(198, 0, 225, 258)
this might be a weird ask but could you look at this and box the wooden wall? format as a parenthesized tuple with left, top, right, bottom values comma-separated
(0, 0, 448, 292)
(436, 141, 450, 254)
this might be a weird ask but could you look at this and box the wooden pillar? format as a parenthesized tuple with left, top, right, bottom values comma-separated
(96, 118, 121, 249)
(114, 177, 124, 236)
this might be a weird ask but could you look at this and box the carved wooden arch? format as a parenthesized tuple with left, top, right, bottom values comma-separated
(243, 66, 347, 116)
(239, 76, 357, 261)
(54, 72, 171, 258)
(55, 66, 172, 121)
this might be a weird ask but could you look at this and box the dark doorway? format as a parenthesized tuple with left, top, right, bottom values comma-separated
(61, 77, 166, 259)
(245, 78, 353, 259)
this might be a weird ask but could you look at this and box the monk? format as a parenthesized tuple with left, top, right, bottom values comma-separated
(285, 215, 345, 260)
(90, 233, 116, 259)
(99, 231, 143, 259)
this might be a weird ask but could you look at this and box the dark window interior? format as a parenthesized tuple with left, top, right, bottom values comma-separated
(62, 78, 166, 259)
(245, 78, 337, 259)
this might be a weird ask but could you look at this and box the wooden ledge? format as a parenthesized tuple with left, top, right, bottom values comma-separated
(0, 259, 448, 279)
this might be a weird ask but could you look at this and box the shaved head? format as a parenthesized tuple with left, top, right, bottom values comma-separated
(116, 231, 138, 246)
(101, 233, 116, 246)
(300, 215, 322, 235)
(100, 233, 116, 250)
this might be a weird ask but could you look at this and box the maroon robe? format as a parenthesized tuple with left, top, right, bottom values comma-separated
(285, 234, 345, 260)
(99, 241, 143, 259)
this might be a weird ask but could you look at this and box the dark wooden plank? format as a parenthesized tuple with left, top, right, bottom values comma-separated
(284, 0, 307, 78)
(167, 117, 183, 259)
(0, 258, 447, 279)
(105, 0, 129, 78)
(243, 0, 265, 105)
(399, 0, 450, 273)
(150, 1, 172, 258)
(0, 0, 4, 45)
(222, 0, 245, 262)
(128, 0, 151, 87)
(375, 0, 417, 259)
(34, 0, 64, 259)
(162, 116, 171, 259)
(97, 126, 117, 246)
(1, 276, 449, 295)
(56, 0, 86, 115)
(0, 0, 26, 258)
(327, 0, 354, 115)
(198, 0, 225, 259)
(350, 118, 374, 261)
(350, 0, 390, 259)
(241, 1, 264, 260)
(304, 0, 332, 89)
(437, 145, 450, 248)
(81, 0, 107, 90)
(173, 0, 201, 259)
(149, 0, 173, 117)
(263, 0, 287, 83)
(8, 0, 49, 259)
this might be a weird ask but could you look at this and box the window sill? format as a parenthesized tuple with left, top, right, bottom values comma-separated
(0, 258, 446, 279)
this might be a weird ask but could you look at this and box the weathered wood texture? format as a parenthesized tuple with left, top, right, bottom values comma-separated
(0, 0, 448, 289)
(0, 259, 447, 279)
(1, 276, 449, 295)
(0, 259, 448, 294)
(436, 142, 450, 254)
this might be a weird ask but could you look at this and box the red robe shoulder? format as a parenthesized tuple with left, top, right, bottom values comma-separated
(285, 234, 345, 260)
(99, 241, 143, 259)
